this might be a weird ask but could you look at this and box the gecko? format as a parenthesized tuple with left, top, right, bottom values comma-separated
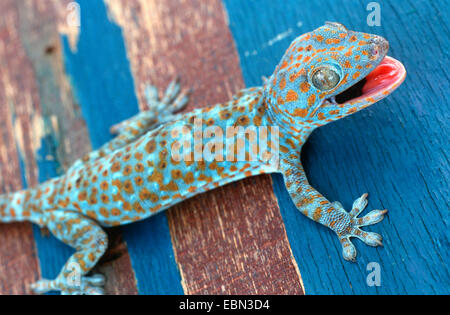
(0, 22, 406, 294)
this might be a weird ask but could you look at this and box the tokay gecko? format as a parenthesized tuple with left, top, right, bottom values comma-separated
(0, 22, 406, 294)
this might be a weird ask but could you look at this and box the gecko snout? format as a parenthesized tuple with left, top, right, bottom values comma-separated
(369, 35, 389, 57)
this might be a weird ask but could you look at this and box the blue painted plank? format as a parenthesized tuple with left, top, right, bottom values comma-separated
(61, 0, 183, 294)
(32, 136, 74, 295)
(15, 130, 73, 295)
(224, 0, 449, 294)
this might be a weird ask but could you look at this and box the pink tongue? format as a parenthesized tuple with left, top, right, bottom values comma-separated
(362, 57, 400, 94)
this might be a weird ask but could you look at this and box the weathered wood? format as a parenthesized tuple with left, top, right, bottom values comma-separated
(224, 0, 449, 294)
(0, 0, 137, 294)
(61, 0, 181, 294)
(0, 0, 41, 294)
(104, 0, 304, 294)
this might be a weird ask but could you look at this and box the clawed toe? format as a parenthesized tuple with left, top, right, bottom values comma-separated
(31, 273, 105, 295)
(357, 209, 388, 226)
(349, 193, 368, 217)
(145, 79, 191, 116)
(340, 237, 357, 262)
(30, 279, 55, 295)
(354, 229, 383, 247)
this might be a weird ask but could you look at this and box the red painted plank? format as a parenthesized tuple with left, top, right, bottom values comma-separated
(105, 0, 304, 294)
(0, 0, 41, 294)
(0, 0, 137, 294)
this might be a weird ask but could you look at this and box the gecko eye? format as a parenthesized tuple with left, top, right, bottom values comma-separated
(311, 66, 341, 91)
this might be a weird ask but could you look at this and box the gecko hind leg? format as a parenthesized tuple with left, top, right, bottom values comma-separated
(30, 210, 108, 295)
(337, 193, 387, 262)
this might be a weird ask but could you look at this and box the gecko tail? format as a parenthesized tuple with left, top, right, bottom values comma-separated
(0, 189, 40, 224)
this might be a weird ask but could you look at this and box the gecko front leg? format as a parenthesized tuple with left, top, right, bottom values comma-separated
(280, 153, 387, 262)
(110, 78, 190, 136)
(68, 79, 191, 173)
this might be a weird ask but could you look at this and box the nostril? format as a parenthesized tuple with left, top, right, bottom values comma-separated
(370, 36, 389, 53)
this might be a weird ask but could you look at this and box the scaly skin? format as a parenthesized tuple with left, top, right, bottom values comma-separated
(0, 22, 406, 294)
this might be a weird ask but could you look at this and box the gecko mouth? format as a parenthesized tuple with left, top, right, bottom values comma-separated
(333, 56, 406, 105)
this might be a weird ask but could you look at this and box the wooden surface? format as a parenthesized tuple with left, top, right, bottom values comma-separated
(224, 0, 449, 294)
(0, 0, 448, 295)
(0, 0, 303, 295)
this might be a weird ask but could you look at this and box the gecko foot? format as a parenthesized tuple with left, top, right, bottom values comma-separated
(335, 193, 387, 262)
(110, 78, 191, 135)
(31, 274, 105, 295)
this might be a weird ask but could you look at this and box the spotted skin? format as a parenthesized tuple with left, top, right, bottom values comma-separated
(0, 23, 405, 294)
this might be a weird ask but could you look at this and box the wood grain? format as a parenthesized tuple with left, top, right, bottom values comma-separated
(0, 0, 41, 294)
(224, 0, 449, 294)
(0, 0, 137, 294)
(105, 0, 304, 294)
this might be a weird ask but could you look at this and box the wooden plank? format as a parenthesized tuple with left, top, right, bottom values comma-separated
(0, 0, 41, 294)
(105, 0, 304, 294)
(224, 0, 449, 294)
(60, 0, 178, 294)
(0, 0, 137, 294)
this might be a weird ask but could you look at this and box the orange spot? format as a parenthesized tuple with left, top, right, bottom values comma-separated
(307, 94, 316, 107)
(188, 186, 197, 193)
(123, 180, 134, 194)
(135, 152, 143, 160)
(236, 115, 250, 126)
(123, 165, 132, 176)
(100, 208, 109, 218)
(352, 72, 360, 80)
(133, 202, 145, 213)
(343, 60, 352, 68)
(184, 172, 194, 185)
(135, 163, 144, 172)
(293, 108, 308, 117)
(78, 191, 87, 201)
(286, 90, 298, 102)
(279, 76, 286, 90)
(149, 171, 163, 185)
(313, 208, 322, 222)
(145, 140, 156, 153)
(163, 181, 179, 192)
(111, 162, 121, 173)
(111, 208, 121, 216)
(300, 82, 310, 93)
(326, 38, 340, 44)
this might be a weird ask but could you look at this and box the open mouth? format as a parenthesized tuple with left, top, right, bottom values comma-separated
(332, 56, 406, 105)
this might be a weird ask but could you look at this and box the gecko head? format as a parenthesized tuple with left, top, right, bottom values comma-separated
(264, 22, 406, 127)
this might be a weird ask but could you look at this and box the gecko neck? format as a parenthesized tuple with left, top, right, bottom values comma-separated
(261, 94, 315, 147)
